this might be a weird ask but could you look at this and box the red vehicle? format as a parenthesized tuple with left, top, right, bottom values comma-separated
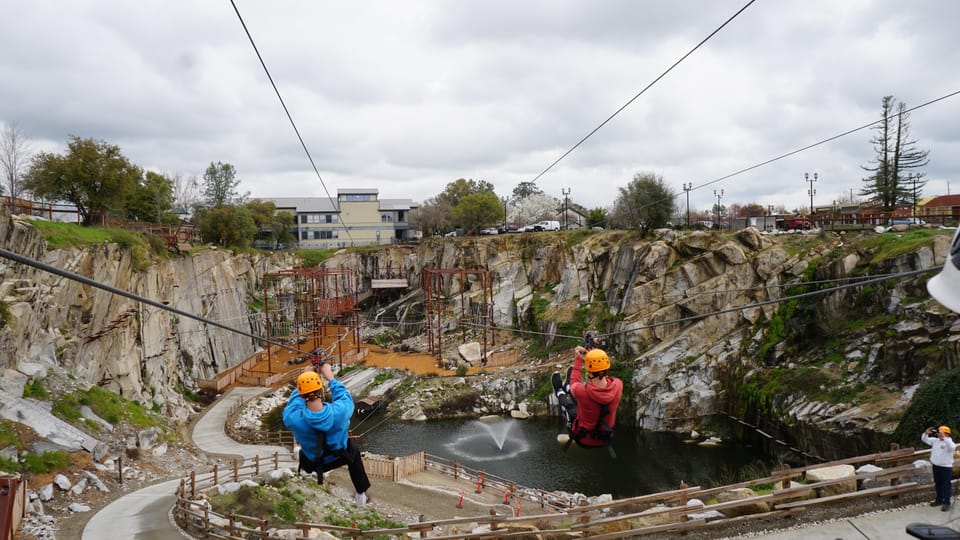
(787, 219, 812, 230)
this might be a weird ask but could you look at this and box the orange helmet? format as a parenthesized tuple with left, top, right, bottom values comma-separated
(940, 426, 952, 436)
(297, 371, 323, 396)
(585, 349, 611, 373)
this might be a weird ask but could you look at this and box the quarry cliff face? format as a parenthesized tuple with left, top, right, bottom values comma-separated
(324, 228, 957, 443)
(1, 209, 956, 444)
(0, 210, 295, 420)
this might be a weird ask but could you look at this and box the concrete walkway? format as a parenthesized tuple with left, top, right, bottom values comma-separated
(725, 502, 960, 539)
(83, 386, 291, 540)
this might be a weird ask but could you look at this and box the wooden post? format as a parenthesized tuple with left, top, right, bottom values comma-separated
(233, 459, 239, 482)
(419, 514, 428, 538)
(679, 481, 688, 506)
(213, 463, 219, 485)
(190, 471, 196, 498)
(255, 455, 260, 476)
(453, 460, 459, 479)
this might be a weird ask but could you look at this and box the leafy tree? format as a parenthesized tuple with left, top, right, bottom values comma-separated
(24, 136, 142, 226)
(586, 207, 608, 228)
(0, 121, 32, 212)
(128, 171, 175, 223)
(438, 178, 494, 208)
(245, 199, 295, 249)
(415, 197, 452, 236)
(861, 96, 929, 211)
(195, 205, 256, 248)
(741, 203, 767, 217)
(610, 172, 675, 232)
(452, 192, 502, 234)
(201, 161, 247, 208)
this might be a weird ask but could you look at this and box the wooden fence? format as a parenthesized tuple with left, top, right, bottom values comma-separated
(172, 442, 944, 540)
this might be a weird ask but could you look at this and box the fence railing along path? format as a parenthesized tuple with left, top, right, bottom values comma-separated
(171, 438, 942, 539)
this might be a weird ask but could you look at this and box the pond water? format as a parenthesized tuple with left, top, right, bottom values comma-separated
(354, 416, 773, 498)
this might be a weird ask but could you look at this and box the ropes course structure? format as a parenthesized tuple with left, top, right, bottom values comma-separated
(422, 268, 496, 369)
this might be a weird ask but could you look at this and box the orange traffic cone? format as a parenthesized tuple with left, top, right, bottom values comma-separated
(456, 491, 464, 509)
(515, 499, 521, 517)
(475, 472, 484, 493)
(502, 488, 510, 505)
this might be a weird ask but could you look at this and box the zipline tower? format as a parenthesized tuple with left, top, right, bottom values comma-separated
(422, 268, 495, 368)
(261, 267, 362, 370)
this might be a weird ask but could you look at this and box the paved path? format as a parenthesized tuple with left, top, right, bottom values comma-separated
(83, 386, 290, 540)
(727, 503, 960, 539)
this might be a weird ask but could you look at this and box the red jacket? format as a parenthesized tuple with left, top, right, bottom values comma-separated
(570, 353, 623, 447)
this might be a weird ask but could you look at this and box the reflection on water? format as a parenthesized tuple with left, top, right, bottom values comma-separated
(355, 416, 772, 498)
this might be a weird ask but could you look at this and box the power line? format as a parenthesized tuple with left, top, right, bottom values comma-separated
(228, 0, 356, 246)
(529, 0, 758, 185)
(682, 89, 960, 198)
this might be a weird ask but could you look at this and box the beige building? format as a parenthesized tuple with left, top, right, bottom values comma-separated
(262, 189, 419, 249)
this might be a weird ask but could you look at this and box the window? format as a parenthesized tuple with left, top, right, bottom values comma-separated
(301, 231, 308, 240)
(312, 231, 320, 240)
(325, 214, 337, 223)
(344, 194, 374, 202)
(381, 213, 394, 222)
(305, 214, 321, 224)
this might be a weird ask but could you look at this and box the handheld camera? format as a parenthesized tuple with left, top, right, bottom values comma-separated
(583, 331, 602, 351)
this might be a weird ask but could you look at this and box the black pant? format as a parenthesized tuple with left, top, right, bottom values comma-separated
(302, 440, 371, 494)
(323, 441, 371, 494)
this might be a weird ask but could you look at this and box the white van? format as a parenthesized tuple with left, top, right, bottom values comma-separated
(533, 220, 561, 231)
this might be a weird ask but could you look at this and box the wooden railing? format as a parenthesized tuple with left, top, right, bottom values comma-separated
(172, 442, 941, 539)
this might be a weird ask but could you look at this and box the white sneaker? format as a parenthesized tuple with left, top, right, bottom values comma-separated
(355, 492, 367, 507)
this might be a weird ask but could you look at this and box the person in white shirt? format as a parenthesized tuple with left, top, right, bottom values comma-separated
(921, 425, 957, 511)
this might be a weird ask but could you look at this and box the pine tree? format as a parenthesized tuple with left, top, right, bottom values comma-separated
(861, 96, 929, 211)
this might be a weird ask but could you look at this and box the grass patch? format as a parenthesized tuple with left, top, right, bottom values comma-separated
(0, 299, 11, 329)
(209, 485, 307, 526)
(293, 248, 338, 267)
(21, 450, 70, 474)
(566, 228, 597, 246)
(27, 219, 161, 270)
(859, 229, 950, 263)
(0, 420, 22, 450)
(52, 386, 165, 430)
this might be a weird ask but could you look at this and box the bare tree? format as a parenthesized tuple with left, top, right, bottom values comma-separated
(172, 172, 200, 212)
(0, 122, 33, 214)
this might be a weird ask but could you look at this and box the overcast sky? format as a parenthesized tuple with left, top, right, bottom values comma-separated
(1, 1, 958, 215)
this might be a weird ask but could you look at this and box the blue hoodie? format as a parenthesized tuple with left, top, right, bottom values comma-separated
(282, 379, 354, 465)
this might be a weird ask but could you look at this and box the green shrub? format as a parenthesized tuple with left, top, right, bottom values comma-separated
(0, 457, 18, 474)
(892, 369, 960, 445)
(455, 364, 469, 377)
(22, 378, 48, 399)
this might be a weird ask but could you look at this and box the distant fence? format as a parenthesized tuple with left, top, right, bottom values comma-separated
(198, 348, 369, 392)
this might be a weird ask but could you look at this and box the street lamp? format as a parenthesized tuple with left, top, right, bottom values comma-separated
(561, 188, 571, 230)
(805, 172, 817, 218)
(713, 189, 724, 229)
(682, 183, 693, 228)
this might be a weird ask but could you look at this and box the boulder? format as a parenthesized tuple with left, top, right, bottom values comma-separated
(137, 427, 159, 450)
(805, 464, 856, 497)
(68, 502, 91, 513)
(53, 474, 71, 491)
(715, 487, 770, 517)
(39, 484, 53, 501)
(82, 470, 109, 492)
(458, 342, 483, 365)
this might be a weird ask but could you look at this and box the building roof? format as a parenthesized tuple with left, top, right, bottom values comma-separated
(379, 198, 418, 211)
(260, 197, 338, 212)
(924, 194, 960, 208)
(338, 188, 378, 195)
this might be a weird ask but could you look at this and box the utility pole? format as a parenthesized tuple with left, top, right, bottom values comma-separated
(682, 183, 692, 228)
(561, 188, 571, 230)
(911, 173, 918, 218)
(805, 172, 817, 218)
(713, 189, 723, 230)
